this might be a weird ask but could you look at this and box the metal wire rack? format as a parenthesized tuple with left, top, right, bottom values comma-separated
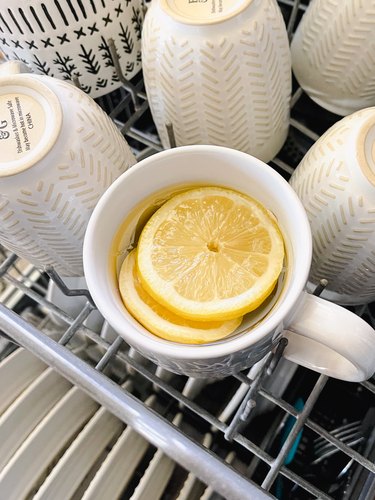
(1, 1, 375, 499)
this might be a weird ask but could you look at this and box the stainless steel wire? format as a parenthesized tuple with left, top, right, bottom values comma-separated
(0, 1, 374, 498)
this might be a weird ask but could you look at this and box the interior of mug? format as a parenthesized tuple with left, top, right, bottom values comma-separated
(83, 145, 312, 356)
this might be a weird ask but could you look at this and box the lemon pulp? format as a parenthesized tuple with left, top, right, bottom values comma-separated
(119, 250, 242, 344)
(137, 186, 285, 321)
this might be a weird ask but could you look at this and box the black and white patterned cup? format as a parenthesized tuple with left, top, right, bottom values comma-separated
(0, 0, 143, 98)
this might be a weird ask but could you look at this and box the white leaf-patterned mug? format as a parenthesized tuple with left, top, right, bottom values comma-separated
(0, 63, 136, 276)
(83, 145, 375, 382)
(291, 0, 375, 116)
(141, 0, 291, 163)
(0, 0, 144, 98)
(290, 107, 375, 306)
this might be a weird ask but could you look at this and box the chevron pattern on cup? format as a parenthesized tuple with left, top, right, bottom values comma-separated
(142, 0, 291, 163)
(290, 108, 375, 303)
(0, 80, 135, 276)
(293, 0, 375, 109)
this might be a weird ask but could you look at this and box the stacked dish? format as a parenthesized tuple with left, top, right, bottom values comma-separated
(0, 346, 235, 500)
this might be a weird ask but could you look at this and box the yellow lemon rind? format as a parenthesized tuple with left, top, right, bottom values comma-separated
(137, 186, 284, 322)
(119, 250, 243, 344)
(138, 267, 280, 321)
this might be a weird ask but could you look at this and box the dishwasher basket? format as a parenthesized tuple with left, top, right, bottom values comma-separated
(0, 1, 375, 499)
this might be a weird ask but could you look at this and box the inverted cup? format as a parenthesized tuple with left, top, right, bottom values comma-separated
(291, 0, 375, 115)
(290, 107, 375, 305)
(0, 70, 136, 276)
(142, 0, 291, 162)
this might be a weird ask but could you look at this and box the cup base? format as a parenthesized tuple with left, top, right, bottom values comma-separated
(0, 74, 62, 176)
(293, 72, 373, 116)
(303, 93, 361, 117)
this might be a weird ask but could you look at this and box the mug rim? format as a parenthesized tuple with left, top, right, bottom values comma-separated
(83, 145, 312, 360)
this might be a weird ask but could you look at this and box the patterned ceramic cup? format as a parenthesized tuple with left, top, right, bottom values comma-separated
(83, 145, 375, 381)
(0, 67, 136, 276)
(290, 107, 375, 306)
(291, 0, 375, 116)
(0, 0, 143, 98)
(141, 0, 291, 163)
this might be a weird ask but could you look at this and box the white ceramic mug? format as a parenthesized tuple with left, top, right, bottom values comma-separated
(291, 0, 375, 116)
(290, 107, 375, 306)
(141, 0, 291, 163)
(83, 145, 375, 382)
(0, 68, 136, 276)
(0, 0, 143, 98)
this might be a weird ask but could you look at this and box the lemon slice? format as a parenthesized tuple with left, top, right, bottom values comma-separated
(119, 250, 242, 344)
(137, 186, 285, 321)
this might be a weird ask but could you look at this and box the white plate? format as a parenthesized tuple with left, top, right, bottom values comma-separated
(213, 368, 253, 430)
(0, 348, 46, 415)
(130, 413, 183, 500)
(100, 321, 119, 344)
(82, 395, 156, 500)
(33, 382, 133, 500)
(0, 386, 99, 500)
(0, 367, 72, 472)
(182, 377, 214, 402)
(127, 347, 151, 375)
(176, 433, 213, 500)
(153, 367, 177, 393)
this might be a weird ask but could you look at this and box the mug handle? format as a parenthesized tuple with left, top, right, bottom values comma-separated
(282, 292, 375, 382)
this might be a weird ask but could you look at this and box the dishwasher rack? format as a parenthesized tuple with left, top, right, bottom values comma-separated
(1, 1, 375, 498)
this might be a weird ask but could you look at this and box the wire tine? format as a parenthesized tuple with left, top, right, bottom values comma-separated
(261, 374, 329, 491)
(224, 351, 274, 441)
(58, 301, 93, 346)
(71, 75, 83, 90)
(290, 118, 320, 142)
(166, 122, 177, 148)
(278, 0, 307, 11)
(313, 279, 328, 297)
(120, 100, 149, 135)
(290, 87, 303, 109)
(258, 386, 375, 473)
(107, 38, 140, 109)
(361, 379, 375, 394)
(0, 254, 18, 278)
(95, 335, 124, 372)
(287, 0, 301, 40)
(45, 267, 95, 306)
(271, 157, 295, 175)
(267, 337, 288, 376)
